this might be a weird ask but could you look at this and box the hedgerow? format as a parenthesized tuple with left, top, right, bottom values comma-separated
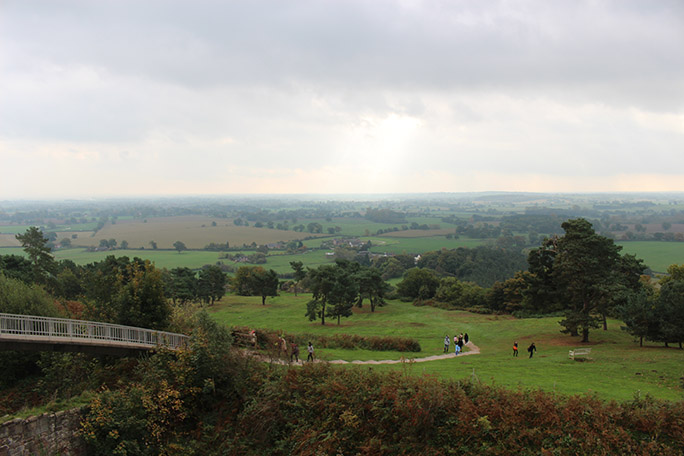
(232, 326, 421, 353)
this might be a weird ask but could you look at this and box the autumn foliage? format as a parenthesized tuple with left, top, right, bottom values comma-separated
(221, 364, 684, 455)
(80, 342, 684, 455)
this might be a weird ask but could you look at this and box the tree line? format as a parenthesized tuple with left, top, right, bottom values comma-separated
(6, 220, 684, 347)
(392, 218, 684, 346)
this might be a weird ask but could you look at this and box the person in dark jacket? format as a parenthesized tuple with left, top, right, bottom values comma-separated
(527, 342, 537, 358)
(291, 343, 300, 363)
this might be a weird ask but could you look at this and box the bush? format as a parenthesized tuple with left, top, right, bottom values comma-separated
(233, 327, 421, 353)
(220, 364, 684, 455)
(77, 338, 684, 455)
(0, 274, 60, 316)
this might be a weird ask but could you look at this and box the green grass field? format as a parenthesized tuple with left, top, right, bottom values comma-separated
(1, 247, 338, 274)
(368, 236, 486, 254)
(0, 223, 99, 235)
(51, 248, 224, 270)
(262, 251, 336, 274)
(618, 241, 684, 273)
(208, 294, 684, 402)
(0, 225, 36, 234)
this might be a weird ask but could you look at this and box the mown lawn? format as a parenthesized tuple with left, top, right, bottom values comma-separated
(208, 293, 684, 402)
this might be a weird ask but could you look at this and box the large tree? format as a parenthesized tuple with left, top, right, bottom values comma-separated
(396, 268, 440, 301)
(289, 261, 306, 296)
(173, 241, 187, 254)
(656, 279, 684, 349)
(528, 218, 644, 342)
(306, 263, 359, 325)
(197, 265, 227, 305)
(354, 266, 390, 312)
(167, 267, 198, 305)
(232, 266, 279, 305)
(0, 254, 34, 284)
(618, 288, 659, 347)
(15, 226, 56, 285)
(524, 236, 562, 314)
(116, 260, 170, 330)
(486, 271, 530, 314)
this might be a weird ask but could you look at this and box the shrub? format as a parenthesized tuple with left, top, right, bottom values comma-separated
(221, 364, 684, 455)
(232, 327, 421, 353)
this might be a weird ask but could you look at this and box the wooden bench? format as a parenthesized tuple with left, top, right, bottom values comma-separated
(568, 348, 592, 360)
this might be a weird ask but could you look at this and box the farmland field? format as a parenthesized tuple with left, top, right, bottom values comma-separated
(53, 249, 226, 270)
(0, 225, 38, 234)
(260, 251, 335, 274)
(0, 222, 100, 235)
(2, 246, 339, 273)
(378, 229, 455, 237)
(3, 213, 684, 274)
(70, 216, 321, 249)
(618, 241, 684, 273)
(209, 294, 684, 402)
(0, 234, 20, 247)
(369, 236, 486, 254)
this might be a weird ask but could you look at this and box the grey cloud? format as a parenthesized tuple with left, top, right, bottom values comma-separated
(3, 0, 683, 108)
(1, 0, 683, 198)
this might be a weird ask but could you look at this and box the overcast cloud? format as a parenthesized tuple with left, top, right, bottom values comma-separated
(1, 0, 683, 198)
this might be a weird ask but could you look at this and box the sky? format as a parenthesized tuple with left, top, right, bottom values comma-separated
(1, 0, 683, 199)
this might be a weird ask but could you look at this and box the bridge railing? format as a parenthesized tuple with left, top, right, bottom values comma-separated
(0, 313, 189, 350)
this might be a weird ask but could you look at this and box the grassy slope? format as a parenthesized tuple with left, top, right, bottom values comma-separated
(209, 294, 684, 402)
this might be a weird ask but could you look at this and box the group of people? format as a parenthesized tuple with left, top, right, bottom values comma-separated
(277, 336, 315, 363)
(444, 333, 469, 355)
(513, 341, 536, 358)
(441, 334, 538, 359)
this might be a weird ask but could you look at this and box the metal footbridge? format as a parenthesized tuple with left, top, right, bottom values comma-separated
(0, 313, 189, 356)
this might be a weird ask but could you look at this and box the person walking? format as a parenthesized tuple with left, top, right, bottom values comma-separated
(307, 342, 315, 362)
(527, 342, 537, 359)
(281, 338, 288, 357)
(457, 335, 464, 354)
(513, 341, 518, 357)
(444, 335, 450, 353)
(291, 343, 300, 363)
(454, 335, 459, 355)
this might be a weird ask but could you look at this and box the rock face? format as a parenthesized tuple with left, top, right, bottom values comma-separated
(0, 408, 85, 456)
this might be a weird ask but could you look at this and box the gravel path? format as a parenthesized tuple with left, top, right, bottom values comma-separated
(325, 342, 481, 365)
(266, 342, 482, 366)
